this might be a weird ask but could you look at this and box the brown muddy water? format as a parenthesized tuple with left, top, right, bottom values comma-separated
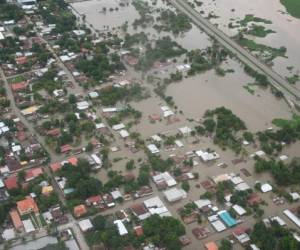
(190, 0, 300, 88)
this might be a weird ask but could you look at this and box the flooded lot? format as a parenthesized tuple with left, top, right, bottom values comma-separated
(191, 0, 300, 87)
(71, 0, 140, 29)
(166, 59, 292, 132)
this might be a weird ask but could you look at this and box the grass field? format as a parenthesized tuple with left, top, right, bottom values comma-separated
(281, 0, 300, 19)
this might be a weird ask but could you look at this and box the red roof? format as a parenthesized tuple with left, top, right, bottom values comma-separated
(60, 144, 72, 153)
(50, 162, 62, 172)
(233, 227, 247, 236)
(10, 209, 23, 230)
(205, 242, 218, 250)
(73, 204, 87, 218)
(11, 82, 27, 92)
(46, 128, 60, 136)
(4, 175, 18, 190)
(17, 196, 39, 215)
(86, 195, 102, 205)
(16, 131, 26, 141)
(134, 226, 144, 236)
(25, 167, 43, 181)
(68, 157, 78, 166)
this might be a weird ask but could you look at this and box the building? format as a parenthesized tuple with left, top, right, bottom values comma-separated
(10, 209, 23, 231)
(17, 196, 39, 215)
(73, 204, 87, 218)
(205, 241, 218, 250)
(163, 188, 187, 203)
(78, 219, 93, 232)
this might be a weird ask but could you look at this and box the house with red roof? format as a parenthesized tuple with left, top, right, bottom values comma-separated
(9, 209, 23, 231)
(11, 81, 27, 92)
(85, 195, 103, 207)
(25, 167, 43, 182)
(17, 196, 39, 215)
(68, 157, 78, 166)
(50, 162, 62, 172)
(73, 204, 87, 218)
(4, 175, 18, 190)
(60, 144, 72, 154)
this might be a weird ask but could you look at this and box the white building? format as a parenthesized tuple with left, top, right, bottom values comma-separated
(163, 188, 187, 203)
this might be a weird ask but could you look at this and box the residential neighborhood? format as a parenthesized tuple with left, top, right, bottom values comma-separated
(0, 0, 300, 250)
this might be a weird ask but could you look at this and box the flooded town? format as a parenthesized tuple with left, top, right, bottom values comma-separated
(0, 0, 300, 250)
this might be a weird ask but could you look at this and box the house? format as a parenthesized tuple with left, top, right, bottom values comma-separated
(134, 225, 144, 236)
(130, 203, 150, 221)
(192, 226, 210, 239)
(233, 227, 250, 245)
(205, 241, 218, 250)
(86, 195, 103, 207)
(147, 144, 160, 154)
(163, 188, 187, 203)
(11, 81, 27, 92)
(73, 204, 87, 218)
(247, 193, 262, 206)
(152, 172, 177, 189)
(114, 220, 128, 236)
(42, 185, 54, 196)
(15, 56, 28, 65)
(78, 219, 93, 232)
(2, 228, 16, 241)
(10, 209, 23, 231)
(25, 167, 43, 182)
(4, 175, 18, 190)
(60, 144, 72, 154)
(17, 196, 39, 215)
(50, 162, 62, 172)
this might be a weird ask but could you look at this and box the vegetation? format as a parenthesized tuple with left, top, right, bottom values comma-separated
(251, 221, 300, 250)
(239, 14, 272, 26)
(280, 0, 300, 19)
(255, 157, 300, 186)
(237, 37, 286, 62)
(245, 25, 275, 38)
(154, 9, 192, 34)
(136, 36, 186, 71)
(143, 215, 185, 250)
(99, 84, 145, 106)
(0, 3, 24, 21)
(202, 107, 247, 153)
(76, 43, 125, 82)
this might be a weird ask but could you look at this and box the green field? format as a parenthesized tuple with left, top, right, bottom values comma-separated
(281, 0, 300, 19)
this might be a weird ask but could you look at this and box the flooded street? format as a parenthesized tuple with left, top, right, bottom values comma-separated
(68, 1, 300, 249)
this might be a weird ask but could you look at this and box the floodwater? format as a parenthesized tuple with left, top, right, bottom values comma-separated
(190, 0, 300, 87)
(71, 0, 140, 30)
(166, 59, 292, 132)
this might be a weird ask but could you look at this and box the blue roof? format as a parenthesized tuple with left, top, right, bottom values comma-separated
(219, 211, 237, 227)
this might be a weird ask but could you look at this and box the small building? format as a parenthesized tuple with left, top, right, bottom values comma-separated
(134, 225, 144, 236)
(2, 228, 16, 241)
(232, 204, 246, 216)
(147, 144, 160, 154)
(78, 219, 93, 232)
(73, 204, 87, 218)
(205, 241, 218, 250)
(10, 209, 23, 231)
(22, 219, 35, 233)
(114, 220, 128, 236)
(163, 188, 187, 203)
(261, 183, 272, 193)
